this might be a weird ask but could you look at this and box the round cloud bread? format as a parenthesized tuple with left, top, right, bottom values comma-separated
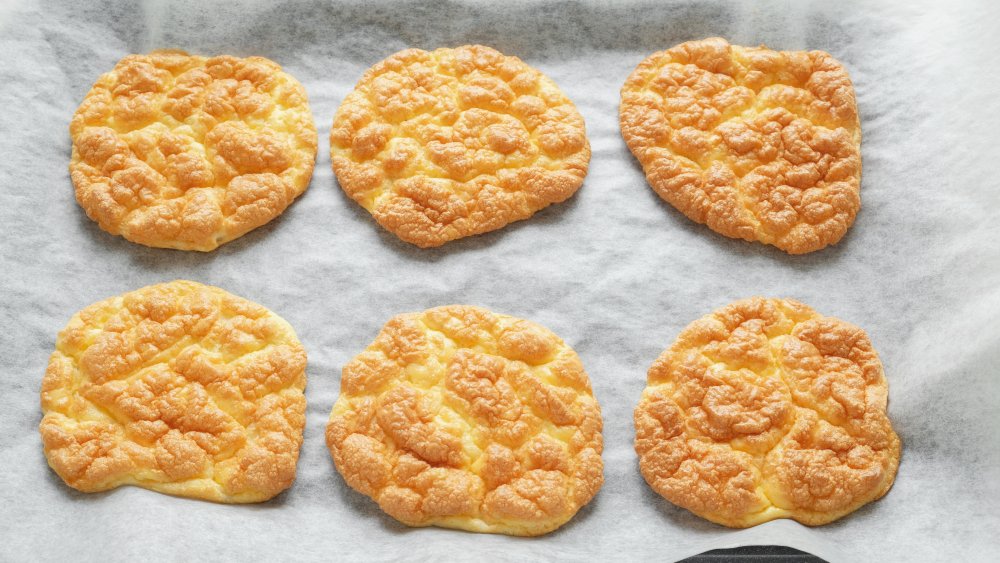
(620, 38, 861, 254)
(634, 297, 900, 527)
(40, 280, 307, 503)
(330, 45, 591, 248)
(70, 50, 318, 251)
(326, 305, 603, 536)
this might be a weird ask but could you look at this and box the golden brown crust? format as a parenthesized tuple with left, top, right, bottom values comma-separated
(330, 45, 590, 247)
(326, 305, 603, 535)
(620, 38, 861, 254)
(70, 50, 318, 251)
(40, 280, 307, 503)
(634, 297, 900, 527)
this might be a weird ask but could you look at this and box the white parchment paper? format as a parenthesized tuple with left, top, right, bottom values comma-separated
(2, 0, 999, 561)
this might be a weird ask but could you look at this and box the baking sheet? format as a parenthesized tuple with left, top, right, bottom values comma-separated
(2, 0, 999, 561)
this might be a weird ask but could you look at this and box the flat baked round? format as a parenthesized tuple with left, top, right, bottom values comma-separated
(620, 38, 861, 254)
(326, 305, 603, 535)
(634, 297, 900, 527)
(40, 280, 307, 503)
(70, 50, 318, 251)
(330, 45, 591, 247)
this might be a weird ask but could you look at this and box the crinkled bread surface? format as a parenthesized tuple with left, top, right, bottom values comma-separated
(40, 280, 307, 503)
(330, 45, 590, 247)
(70, 50, 318, 251)
(620, 38, 861, 254)
(326, 305, 603, 536)
(634, 297, 899, 527)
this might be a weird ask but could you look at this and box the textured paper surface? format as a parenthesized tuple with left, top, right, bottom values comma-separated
(1, 0, 999, 561)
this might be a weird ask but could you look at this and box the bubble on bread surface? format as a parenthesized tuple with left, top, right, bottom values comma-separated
(327, 305, 603, 536)
(70, 50, 318, 251)
(40, 280, 307, 503)
(330, 45, 590, 248)
(620, 38, 861, 254)
(634, 297, 900, 527)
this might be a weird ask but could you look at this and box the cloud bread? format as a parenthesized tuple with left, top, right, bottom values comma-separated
(326, 305, 603, 535)
(330, 45, 590, 247)
(620, 38, 861, 254)
(70, 50, 318, 251)
(634, 297, 900, 527)
(40, 280, 307, 503)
